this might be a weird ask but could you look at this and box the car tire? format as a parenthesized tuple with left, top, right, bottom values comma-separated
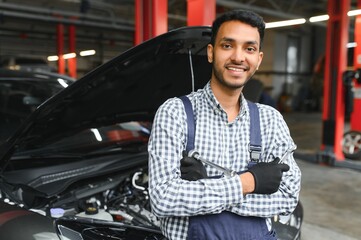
(342, 131, 361, 160)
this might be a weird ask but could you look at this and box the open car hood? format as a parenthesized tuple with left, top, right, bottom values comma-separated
(0, 26, 212, 168)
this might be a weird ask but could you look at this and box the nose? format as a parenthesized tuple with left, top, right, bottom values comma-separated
(230, 47, 245, 63)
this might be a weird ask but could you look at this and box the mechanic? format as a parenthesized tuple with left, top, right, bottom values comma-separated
(148, 9, 301, 240)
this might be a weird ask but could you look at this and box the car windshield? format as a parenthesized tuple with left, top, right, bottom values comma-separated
(0, 78, 71, 144)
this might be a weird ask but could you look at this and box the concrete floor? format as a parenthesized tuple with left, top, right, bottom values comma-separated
(283, 112, 361, 240)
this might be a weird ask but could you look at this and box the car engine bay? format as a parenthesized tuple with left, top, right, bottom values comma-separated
(0, 165, 302, 240)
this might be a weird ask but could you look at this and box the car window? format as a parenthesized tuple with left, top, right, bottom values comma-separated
(0, 79, 69, 143)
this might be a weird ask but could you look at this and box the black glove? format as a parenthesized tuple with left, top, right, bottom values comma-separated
(180, 151, 208, 181)
(247, 158, 290, 194)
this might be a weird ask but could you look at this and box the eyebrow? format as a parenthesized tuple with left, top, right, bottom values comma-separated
(220, 37, 259, 46)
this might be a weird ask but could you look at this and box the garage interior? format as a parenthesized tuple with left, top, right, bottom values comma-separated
(1, 0, 361, 239)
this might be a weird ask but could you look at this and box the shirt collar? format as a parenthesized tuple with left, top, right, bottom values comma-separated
(239, 94, 248, 116)
(203, 81, 249, 120)
(204, 81, 221, 111)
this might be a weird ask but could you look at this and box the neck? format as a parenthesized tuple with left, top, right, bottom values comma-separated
(210, 80, 242, 122)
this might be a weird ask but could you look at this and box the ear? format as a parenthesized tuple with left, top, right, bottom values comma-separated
(256, 51, 264, 70)
(207, 44, 213, 63)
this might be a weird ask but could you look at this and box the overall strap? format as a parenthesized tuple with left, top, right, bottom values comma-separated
(179, 96, 262, 161)
(179, 96, 195, 152)
(247, 100, 262, 162)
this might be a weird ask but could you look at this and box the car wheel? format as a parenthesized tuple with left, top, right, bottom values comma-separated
(342, 131, 361, 160)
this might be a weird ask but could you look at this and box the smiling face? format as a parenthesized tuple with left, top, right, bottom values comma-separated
(207, 20, 263, 92)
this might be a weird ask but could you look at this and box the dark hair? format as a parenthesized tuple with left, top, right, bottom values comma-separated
(210, 9, 265, 48)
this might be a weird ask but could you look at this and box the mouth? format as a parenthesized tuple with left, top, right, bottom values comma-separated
(226, 67, 245, 72)
(225, 65, 249, 73)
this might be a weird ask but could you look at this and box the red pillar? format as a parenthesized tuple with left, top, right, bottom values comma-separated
(68, 24, 77, 79)
(134, 0, 168, 45)
(351, 0, 361, 130)
(320, 0, 350, 162)
(152, 0, 167, 37)
(57, 23, 65, 74)
(134, 0, 144, 45)
(142, 0, 151, 41)
(187, 0, 216, 26)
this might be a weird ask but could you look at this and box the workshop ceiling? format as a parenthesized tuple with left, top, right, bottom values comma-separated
(0, 0, 358, 66)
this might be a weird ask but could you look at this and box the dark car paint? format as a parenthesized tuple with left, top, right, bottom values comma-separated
(55, 216, 165, 240)
(0, 201, 56, 240)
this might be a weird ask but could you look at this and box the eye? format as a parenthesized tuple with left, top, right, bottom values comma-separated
(246, 47, 257, 52)
(221, 43, 232, 49)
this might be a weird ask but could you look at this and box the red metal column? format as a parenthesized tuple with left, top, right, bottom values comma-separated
(57, 23, 65, 74)
(143, 0, 151, 41)
(187, 0, 216, 26)
(152, 0, 167, 37)
(134, 0, 167, 46)
(68, 24, 77, 78)
(351, 0, 361, 130)
(134, 0, 143, 45)
(320, 0, 350, 162)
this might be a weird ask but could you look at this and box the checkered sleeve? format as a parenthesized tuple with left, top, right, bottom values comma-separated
(234, 105, 301, 217)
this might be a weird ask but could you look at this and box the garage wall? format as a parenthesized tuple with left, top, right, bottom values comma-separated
(253, 24, 327, 110)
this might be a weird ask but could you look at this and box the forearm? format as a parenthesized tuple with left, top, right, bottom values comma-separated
(238, 161, 301, 217)
(149, 151, 244, 217)
(239, 172, 255, 195)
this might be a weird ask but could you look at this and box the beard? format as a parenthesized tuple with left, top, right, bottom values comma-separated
(212, 60, 255, 90)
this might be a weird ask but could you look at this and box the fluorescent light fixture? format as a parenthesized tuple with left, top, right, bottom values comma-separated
(309, 15, 329, 22)
(91, 128, 103, 141)
(47, 55, 59, 61)
(348, 9, 361, 16)
(80, 49, 96, 56)
(306, 9, 361, 20)
(347, 42, 357, 48)
(266, 18, 306, 29)
(63, 53, 76, 59)
(9, 65, 20, 70)
(57, 78, 69, 88)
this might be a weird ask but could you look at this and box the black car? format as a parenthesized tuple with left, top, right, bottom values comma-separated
(0, 27, 302, 240)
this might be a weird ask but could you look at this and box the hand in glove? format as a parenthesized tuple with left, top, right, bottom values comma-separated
(247, 158, 290, 194)
(180, 151, 208, 181)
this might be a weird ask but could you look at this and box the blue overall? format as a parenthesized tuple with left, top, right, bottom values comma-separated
(179, 96, 278, 240)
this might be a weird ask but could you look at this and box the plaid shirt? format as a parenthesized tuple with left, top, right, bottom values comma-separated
(148, 82, 301, 240)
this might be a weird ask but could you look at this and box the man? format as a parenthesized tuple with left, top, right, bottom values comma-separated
(148, 9, 301, 240)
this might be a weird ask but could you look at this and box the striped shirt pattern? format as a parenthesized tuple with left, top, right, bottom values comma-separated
(148, 82, 301, 240)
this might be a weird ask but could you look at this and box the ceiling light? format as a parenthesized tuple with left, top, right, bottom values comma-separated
(47, 55, 59, 61)
(80, 50, 96, 56)
(309, 15, 329, 22)
(63, 53, 76, 59)
(9, 65, 20, 70)
(348, 9, 361, 16)
(347, 42, 357, 48)
(266, 18, 306, 29)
